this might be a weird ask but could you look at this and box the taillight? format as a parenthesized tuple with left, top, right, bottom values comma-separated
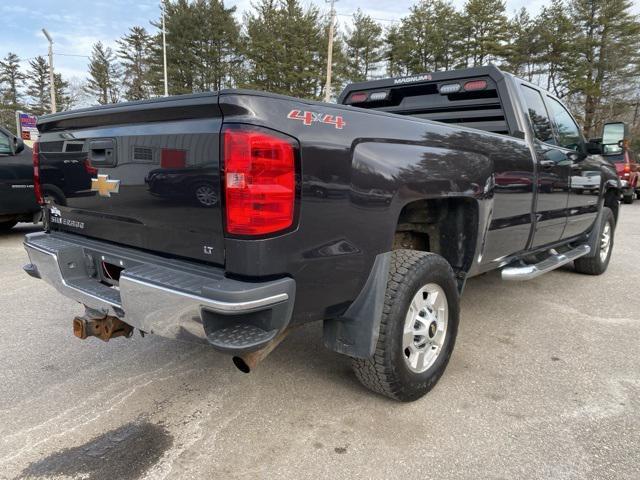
(84, 159, 98, 176)
(223, 127, 296, 236)
(348, 92, 369, 103)
(623, 163, 631, 174)
(464, 80, 487, 91)
(32, 141, 43, 205)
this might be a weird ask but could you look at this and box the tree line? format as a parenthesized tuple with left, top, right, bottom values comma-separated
(1, 0, 639, 140)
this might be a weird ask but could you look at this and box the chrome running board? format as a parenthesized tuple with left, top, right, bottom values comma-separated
(501, 245, 591, 281)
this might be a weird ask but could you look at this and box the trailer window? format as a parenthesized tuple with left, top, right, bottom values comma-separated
(521, 86, 554, 143)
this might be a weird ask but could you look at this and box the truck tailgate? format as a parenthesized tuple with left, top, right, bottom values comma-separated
(37, 93, 225, 265)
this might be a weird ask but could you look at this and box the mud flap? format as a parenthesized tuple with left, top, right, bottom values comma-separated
(323, 252, 391, 359)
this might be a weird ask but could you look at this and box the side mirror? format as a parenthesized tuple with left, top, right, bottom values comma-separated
(601, 122, 627, 154)
(14, 137, 24, 154)
(586, 141, 603, 155)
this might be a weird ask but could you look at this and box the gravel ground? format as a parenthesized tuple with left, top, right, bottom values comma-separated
(0, 204, 639, 480)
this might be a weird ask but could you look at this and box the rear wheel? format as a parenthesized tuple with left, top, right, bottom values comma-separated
(0, 220, 18, 231)
(351, 250, 459, 402)
(622, 190, 634, 204)
(574, 207, 615, 275)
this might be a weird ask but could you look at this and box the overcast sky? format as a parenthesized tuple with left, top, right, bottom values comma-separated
(0, 0, 628, 82)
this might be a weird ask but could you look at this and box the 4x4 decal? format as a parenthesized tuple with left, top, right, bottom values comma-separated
(287, 110, 346, 129)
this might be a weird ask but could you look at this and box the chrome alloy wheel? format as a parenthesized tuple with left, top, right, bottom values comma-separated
(599, 221, 612, 263)
(402, 283, 448, 373)
(195, 185, 217, 207)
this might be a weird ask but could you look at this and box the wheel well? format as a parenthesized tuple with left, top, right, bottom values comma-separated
(604, 188, 619, 223)
(393, 198, 478, 275)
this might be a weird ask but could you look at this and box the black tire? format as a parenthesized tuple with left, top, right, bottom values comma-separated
(351, 250, 460, 402)
(575, 189, 584, 195)
(623, 192, 634, 204)
(574, 207, 615, 275)
(0, 220, 18, 231)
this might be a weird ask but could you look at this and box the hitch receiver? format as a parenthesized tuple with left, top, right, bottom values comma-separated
(73, 314, 134, 342)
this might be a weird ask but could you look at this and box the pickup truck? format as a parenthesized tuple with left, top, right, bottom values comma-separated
(0, 126, 40, 230)
(23, 66, 621, 401)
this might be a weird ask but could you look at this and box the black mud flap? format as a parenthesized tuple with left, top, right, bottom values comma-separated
(323, 252, 391, 359)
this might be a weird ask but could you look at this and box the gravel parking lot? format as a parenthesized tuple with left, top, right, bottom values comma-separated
(1, 204, 639, 480)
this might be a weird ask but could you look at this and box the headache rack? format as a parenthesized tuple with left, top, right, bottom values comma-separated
(339, 65, 519, 137)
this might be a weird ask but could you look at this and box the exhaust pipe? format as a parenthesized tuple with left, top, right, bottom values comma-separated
(73, 314, 133, 341)
(232, 328, 291, 373)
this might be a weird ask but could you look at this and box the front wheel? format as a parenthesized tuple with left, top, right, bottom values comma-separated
(574, 207, 615, 275)
(351, 250, 460, 402)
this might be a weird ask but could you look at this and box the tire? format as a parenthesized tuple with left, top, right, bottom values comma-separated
(575, 189, 584, 195)
(622, 191, 634, 204)
(0, 220, 18, 231)
(351, 250, 460, 402)
(574, 207, 615, 275)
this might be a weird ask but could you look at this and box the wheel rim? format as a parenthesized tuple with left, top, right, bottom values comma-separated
(599, 221, 612, 262)
(402, 283, 448, 374)
(195, 185, 217, 206)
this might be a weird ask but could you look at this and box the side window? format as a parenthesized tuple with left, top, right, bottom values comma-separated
(521, 85, 554, 143)
(0, 132, 11, 155)
(547, 97, 582, 150)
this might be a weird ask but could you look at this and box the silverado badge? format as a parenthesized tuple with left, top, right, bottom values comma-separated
(91, 174, 120, 197)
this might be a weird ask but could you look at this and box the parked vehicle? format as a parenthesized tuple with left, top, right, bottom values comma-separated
(24, 66, 621, 401)
(600, 122, 638, 204)
(0, 126, 40, 231)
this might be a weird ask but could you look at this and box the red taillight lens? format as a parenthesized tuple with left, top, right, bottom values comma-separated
(84, 159, 98, 176)
(32, 141, 43, 205)
(464, 80, 487, 91)
(223, 128, 296, 236)
(623, 163, 631, 173)
(349, 92, 369, 103)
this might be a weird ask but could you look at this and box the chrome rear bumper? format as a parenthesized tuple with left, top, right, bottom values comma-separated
(24, 232, 295, 351)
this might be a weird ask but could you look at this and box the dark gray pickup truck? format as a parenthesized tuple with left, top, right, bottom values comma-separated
(24, 66, 621, 401)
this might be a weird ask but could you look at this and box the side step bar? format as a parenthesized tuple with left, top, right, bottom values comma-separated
(502, 245, 591, 281)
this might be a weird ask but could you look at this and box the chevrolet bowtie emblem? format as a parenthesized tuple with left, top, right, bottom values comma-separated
(91, 174, 120, 197)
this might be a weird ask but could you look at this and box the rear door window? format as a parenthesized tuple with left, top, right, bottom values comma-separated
(547, 97, 583, 150)
(521, 86, 554, 143)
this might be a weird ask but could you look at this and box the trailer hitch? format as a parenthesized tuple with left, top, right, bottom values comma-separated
(73, 314, 134, 341)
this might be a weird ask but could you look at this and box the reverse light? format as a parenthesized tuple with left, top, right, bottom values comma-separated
(223, 128, 296, 236)
(464, 80, 487, 91)
(439, 83, 461, 94)
(32, 141, 43, 205)
(349, 92, 369, 103)
(369, 91, 388, 101)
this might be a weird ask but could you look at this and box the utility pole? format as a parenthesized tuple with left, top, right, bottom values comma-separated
(161, 2, 169, 97)
(42, 28, 56, 113)
(323, 0, 337, 103)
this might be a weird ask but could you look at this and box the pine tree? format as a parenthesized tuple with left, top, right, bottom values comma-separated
(568, 0, 640, 136)
(243, 0, 326, 99)
(503, 8, 541, 81)
(0, 52, 26, 109)
(85, 42, 121, 104)
(54, 73, 72, 111)
(460, 0, 509, 67)
(26, 56, 50, 115)
(117, 26, 153, 100)
(343, 9, 383, 82)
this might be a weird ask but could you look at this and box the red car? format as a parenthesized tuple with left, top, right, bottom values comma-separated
(605, 148, 639, 204)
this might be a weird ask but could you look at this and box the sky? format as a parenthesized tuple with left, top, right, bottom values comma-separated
(0, 0, 626, 83)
